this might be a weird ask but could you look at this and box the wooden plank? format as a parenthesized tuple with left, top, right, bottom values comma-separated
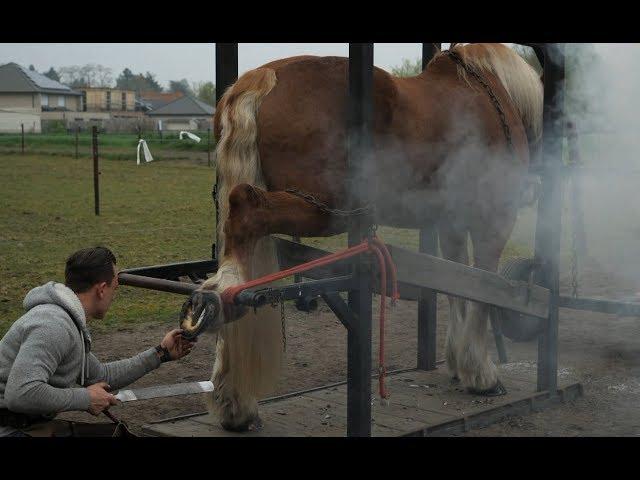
(303, 384, 451, 433)
(142, 418, 220, 437)
(287, 394, 416, 436)
(188, 413, 296, 437)
(388, 244, 550, 319)
(142, 368, 579, 437)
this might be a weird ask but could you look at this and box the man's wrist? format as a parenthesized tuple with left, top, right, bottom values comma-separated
(155, 344, 172, 363)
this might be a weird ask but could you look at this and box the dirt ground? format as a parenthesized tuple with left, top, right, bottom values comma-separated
(58, 255, 640, 436)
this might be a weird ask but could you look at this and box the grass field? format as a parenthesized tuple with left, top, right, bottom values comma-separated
(0, 151, 540, 337)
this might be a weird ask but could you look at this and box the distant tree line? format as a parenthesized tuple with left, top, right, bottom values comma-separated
(36, 65, 216, 106)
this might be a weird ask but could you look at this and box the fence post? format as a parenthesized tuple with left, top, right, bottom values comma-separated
(21, 123, 24, 155)
(92, 126, 100, 216)
(207, 127, 211, 167)
(75, 126, 79, 159)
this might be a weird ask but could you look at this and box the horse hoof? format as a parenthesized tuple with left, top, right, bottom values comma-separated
(467, 379, 507, 397)
(179, 290, 223, 339)
(220, 415, 263, 433)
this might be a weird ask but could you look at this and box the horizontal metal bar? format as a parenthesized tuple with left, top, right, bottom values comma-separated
(235, 275, 355, 308)
(119, 259, 217, 279)
(118, 272, 198, 295)
(558, 295, 640, 316)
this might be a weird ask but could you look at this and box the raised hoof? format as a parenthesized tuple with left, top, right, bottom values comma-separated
(220, 416, 264, 433)
(467, 379, 507, 397)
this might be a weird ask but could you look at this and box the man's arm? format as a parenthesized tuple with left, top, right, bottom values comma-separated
(85, 347, 161, 391)
(4, 322, 90, 415)
(85, 329, 195, 390)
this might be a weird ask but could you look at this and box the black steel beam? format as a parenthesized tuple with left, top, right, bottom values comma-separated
(234, 275, 355, 309)
(214, 44, 238, 261)
(417, 227, 438, 370)
(533, 44, 566, 394)
(322, 292, 357, 330)
(346, 43, 374, 437)
(417, 43, 441, 372)
(119, 259, 217, 280)
(118, 273, 198, 295)
(422, 43, 441, 70)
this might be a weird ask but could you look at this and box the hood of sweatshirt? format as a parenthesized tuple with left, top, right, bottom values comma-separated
(23, 282, 92, 385)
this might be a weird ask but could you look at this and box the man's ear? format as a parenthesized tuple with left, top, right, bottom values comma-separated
(96, 282, 108, 299)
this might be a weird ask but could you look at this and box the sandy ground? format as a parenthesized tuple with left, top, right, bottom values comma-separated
(58, 255, 640, 436)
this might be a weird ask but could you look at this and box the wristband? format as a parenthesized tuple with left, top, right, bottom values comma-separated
(155, 345, 172, 363)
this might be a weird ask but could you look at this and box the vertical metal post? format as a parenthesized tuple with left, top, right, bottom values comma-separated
(213, 43, 238, 260)
(417, 228, 438, 370)
(533, 44, 566, 393)
(293, 236, 302, 284)
(346, 43, 374, 437)
(75, 126, 79, 159)
(417, 43, 441, 371)
(207, 127, 211, 167)
(421, 43, 440, 71)
(92, 126, 100, 216)
(21, 123, 24, 154)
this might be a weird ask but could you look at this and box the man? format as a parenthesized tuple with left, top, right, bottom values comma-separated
(0, 246, 195, 437)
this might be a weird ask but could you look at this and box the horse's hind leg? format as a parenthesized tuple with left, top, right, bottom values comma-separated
(457, 217, 514, 396)
(438, 222, 469, 382)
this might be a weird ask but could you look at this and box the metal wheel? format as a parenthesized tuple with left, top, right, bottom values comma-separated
(495, 257, 545, 342)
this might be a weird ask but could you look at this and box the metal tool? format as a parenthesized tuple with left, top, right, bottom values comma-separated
(114, 381, 214, 403)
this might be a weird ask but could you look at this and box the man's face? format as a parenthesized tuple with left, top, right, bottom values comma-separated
(93, 263, 119, 319)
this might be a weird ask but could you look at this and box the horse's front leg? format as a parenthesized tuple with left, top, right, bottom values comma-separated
(195, 184, 339, 432)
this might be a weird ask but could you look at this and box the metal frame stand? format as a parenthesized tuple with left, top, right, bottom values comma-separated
(119, 42, 571, 436)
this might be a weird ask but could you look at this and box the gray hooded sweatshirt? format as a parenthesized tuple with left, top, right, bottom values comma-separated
(0, 281, 161, 435)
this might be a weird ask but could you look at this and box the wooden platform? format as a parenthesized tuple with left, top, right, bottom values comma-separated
(142, 365, 582, 437)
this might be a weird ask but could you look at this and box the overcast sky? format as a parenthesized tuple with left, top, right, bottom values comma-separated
(0, 43, 445, 89)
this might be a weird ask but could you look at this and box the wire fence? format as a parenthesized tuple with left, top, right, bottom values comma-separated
(0, 126, 216, 164)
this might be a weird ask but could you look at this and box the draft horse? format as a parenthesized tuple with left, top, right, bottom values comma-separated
(182, 43, 543, 431)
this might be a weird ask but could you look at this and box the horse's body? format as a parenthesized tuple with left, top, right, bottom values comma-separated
(196, 44, 543, 431)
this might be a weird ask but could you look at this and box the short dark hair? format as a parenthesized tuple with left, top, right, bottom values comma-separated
(65, 247, 117, 293)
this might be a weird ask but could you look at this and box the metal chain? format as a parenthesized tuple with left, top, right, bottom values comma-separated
(280, 298, 286, 352)
(570, 193, 580, 298)
(567, 124, 582, 298)
(262, 288, 287, 352)
(445, 50, 514, 152)
(285, 188, 374, 217)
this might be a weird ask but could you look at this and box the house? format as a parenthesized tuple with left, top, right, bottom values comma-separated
(0, 62, 82, 133)
(78, 87, 139, 118)
(146, 95, 214, 131)
(138, 91, 184, 111)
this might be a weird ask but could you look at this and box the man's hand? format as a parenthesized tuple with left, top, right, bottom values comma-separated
(86, 381, 118, 416)
(159, 329, 196, 361)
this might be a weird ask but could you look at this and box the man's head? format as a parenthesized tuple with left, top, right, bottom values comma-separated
(65, 246, 118, 319)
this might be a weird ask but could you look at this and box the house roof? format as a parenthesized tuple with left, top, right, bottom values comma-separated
(147, 95, 214, 116)
(0, 63, 82, 95)
(139, 91, 184, 110)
